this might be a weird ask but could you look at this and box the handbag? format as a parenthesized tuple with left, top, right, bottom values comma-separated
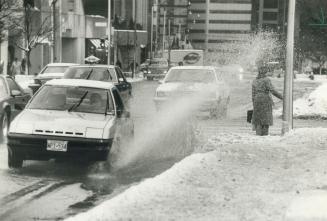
(247, 110, 253, 123)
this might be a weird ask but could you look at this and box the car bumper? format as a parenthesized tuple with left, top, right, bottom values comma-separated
(154, 97, 218, 111)
(7, 133, 113, 160)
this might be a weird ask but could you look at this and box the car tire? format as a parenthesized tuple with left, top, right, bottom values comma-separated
(8, 148, 23, 168)
(0, 111, 10, 144)
(147, 76, 153, 80)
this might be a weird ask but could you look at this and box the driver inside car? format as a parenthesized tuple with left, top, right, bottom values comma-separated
(89, 93, 103, 109)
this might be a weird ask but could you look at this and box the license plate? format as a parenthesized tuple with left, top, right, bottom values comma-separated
(47, 140, 68, 152)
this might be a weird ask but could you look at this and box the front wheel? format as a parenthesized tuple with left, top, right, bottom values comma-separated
(8, 148, 23, 168)
(0, 111, 10, 144)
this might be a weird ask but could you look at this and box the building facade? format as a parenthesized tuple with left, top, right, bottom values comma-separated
(0, 0, 148, 75)
(188, 0, 252, 50)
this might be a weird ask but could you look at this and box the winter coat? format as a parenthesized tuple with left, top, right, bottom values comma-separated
(252, 76, 282, 126)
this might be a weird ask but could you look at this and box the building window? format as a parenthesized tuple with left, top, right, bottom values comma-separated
(263, 0, 278, 9)
(68, 0, 75, 12)
(263, 12, 278, 21)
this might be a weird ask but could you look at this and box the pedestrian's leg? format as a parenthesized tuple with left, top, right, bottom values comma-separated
(262, 125, 269, 136)
(255, 125, 262, 135)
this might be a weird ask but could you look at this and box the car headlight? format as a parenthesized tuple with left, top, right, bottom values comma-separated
(156, 91, 168, 97)
(148, 70, 151, 74)
(163, 70, 167, 74)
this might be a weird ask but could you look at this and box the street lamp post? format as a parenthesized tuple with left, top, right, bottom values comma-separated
(107, 0, 111, 65)
(282, 0, 296, 135)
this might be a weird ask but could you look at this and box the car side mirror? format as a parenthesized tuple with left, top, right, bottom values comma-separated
(11, 90, 22, 97)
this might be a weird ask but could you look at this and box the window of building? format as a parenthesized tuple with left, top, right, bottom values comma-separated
(68, 0, 75, 12)
(263, 0, 278, 9)
(263, 12, 278, 21)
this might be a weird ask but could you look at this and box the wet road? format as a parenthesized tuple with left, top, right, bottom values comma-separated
(0, 80, 192, 221)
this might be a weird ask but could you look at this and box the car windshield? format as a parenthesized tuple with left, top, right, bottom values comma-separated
(165, 69, 216, 83)
(64, 67, 117, 82)
(28, 85, 114, 114)
(41, 66, 69, 74)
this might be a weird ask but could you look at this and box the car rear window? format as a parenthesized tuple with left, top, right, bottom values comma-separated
(41, 66, 69, 74)
(165, 69, 216, 83)
(64, 67, 117, 82)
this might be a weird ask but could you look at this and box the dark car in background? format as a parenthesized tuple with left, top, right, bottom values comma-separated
(29, 63, 78, 94)
(146, 58, 169, 80)
(63, 65, 132, 105)
(0, 75, 31, 142)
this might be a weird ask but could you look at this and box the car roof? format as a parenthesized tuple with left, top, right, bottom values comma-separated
(169, 66, 216, 70)
(46, 63, 79, 67)
(68, 65, 116, 68)
(45, 79, 115, 90)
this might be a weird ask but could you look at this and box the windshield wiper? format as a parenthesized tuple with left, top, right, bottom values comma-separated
(85, 69, 93, 79)
(68, 91, 89, 112)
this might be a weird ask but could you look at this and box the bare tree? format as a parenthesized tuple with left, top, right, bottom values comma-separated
(10, 1, 53, 75)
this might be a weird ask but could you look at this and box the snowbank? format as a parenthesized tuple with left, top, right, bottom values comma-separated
(275, 82, 327, 118)
(66, 128, 327, 221)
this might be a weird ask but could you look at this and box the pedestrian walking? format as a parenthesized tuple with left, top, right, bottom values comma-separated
(10, 58, 22, 78)
(252, 64, 283, 136)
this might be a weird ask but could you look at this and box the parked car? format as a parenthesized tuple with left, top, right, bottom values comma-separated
(0, 75, 31, 143)
(29, 63, 78, 94)
(154, 66, 230, 118)
(7, 79, 133, 168)
(146, 58, 169, 80)
(63, 65, 132, 105)
(140, 59, 150, 72)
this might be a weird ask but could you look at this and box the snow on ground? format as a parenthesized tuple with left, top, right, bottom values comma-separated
(66, 128, 327, 221)
(275, 82, 327, 118)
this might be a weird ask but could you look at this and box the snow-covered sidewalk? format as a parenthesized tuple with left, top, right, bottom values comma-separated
(275, 82, 327, 118)
(66, 128, 327, 221)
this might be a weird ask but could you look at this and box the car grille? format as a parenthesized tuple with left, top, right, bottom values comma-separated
(34, 129, 84, 137)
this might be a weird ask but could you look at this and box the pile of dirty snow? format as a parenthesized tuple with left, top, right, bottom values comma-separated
(275, 83, 327, 118)
(66, 128, 327, 221)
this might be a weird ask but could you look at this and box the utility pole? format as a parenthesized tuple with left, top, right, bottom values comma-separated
(168, 19, 171, 67)
(282, 0, 296, 135)
(133, 0, 137, 78)
(162, 10, 166, 54)
(51, 0, 58, 62)
(150, 5, 154, 60)
(107, 0, 111, 65)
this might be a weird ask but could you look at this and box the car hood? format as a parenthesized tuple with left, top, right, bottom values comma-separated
(9, 109, 115, 139)
(37, 73, 65, 79)
(157, 82, 216, 93)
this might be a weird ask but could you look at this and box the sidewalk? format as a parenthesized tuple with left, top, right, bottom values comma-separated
(66, 127, 327, 221)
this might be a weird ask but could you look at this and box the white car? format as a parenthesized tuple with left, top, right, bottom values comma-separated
(154, 66, 230, 118)
(7, 79, 133, 168)
(29, 63, 78, 94)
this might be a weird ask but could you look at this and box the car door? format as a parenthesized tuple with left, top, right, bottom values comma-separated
(112, 88, 133, 145)
(114, 67, 132, 105)
(0, 77, 10, 120)
(6, 77, 31, 118)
